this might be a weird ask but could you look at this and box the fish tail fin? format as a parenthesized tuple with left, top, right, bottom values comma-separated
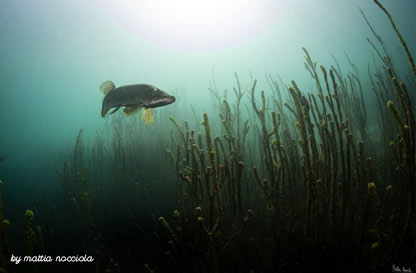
(101, 105, 111, 118)
(141, 108, 154, 124)
(100, 80, 115, 96)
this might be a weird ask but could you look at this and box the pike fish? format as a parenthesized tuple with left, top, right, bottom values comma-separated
(100, 80, 176, 124)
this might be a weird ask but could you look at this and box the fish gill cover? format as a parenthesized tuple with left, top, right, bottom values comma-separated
(0, 0, 415, 273)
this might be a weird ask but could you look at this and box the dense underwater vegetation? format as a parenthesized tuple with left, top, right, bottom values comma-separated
(0, 1, 415, 272)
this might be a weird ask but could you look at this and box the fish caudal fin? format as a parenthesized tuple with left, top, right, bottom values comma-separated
(101, 105, 111, 118)
(141, 108, 154, 124)
(100, 80, 115, 96)
(124, 106, 142, 117)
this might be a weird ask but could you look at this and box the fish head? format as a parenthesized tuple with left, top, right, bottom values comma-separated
(143, 86, 176, 108)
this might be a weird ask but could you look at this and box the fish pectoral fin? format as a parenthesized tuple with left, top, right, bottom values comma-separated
(141, 108, 154, 124)
(124, 106, 142, 117)
(100, 80, 115, 96)
(110, 106, 121, 114)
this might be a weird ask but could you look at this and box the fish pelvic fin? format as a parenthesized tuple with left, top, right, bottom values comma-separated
(141, 108, 154, 124)
(100, 80, 115, 96)
(124, 106, 142, 117)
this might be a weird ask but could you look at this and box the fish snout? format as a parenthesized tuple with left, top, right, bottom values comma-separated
(163, 95, 176, 106)
(148, 95, 176, 108)
(168, 95, 176, 103)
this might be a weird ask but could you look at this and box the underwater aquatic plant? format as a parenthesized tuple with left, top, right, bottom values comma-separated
(0, 179, 11, 272)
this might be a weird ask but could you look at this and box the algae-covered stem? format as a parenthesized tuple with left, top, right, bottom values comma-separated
(202, 112, 223, 222)
(373, 0, 416, 80)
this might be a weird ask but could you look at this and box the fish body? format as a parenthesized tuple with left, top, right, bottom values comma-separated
(100, 81, 175, 119)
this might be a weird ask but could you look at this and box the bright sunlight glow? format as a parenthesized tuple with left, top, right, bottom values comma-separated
(109, 0, 280, 50)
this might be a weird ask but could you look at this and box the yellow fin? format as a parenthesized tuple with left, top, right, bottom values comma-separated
(141, 108, 154, 124)
(124, 106, 142, 117)
(100, 80, 115, 96)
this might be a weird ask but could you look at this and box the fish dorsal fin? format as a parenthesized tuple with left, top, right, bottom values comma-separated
(141, 108, 154, 124)
(124, 106, 142, 117)
(100, 80, 115, 96)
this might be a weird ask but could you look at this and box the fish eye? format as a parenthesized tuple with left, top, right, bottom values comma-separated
(153, 88, 157, 91)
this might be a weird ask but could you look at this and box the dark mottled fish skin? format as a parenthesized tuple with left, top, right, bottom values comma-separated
(101, 84, 175, 117)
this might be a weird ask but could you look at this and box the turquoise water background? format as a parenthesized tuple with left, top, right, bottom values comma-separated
(0, 0, 414, 168)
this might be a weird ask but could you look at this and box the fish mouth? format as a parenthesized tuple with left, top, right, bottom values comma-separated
(147, 95, 176, 108)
